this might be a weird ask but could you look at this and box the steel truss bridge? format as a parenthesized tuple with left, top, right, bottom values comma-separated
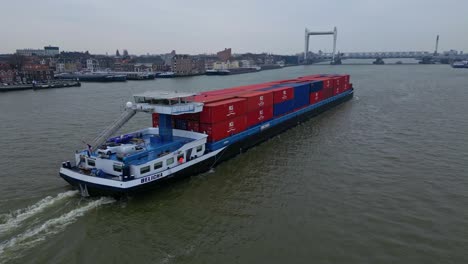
(303, 26, 468, 64)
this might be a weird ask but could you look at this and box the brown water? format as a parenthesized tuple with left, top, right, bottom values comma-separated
(1, 64, 468, 263)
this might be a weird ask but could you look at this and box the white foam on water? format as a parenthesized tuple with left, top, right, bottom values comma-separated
(0, 197, 115, 263)
(0, 191, 79, 235)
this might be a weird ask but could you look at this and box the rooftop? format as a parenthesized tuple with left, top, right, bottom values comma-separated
(134, 91, 197, 100)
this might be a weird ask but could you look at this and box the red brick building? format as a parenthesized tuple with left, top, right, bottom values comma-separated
(217, 48, 232, 62)
(0, 64, 17, 83)
(21, 64, 54, 82)
(171, 55, 205, 76)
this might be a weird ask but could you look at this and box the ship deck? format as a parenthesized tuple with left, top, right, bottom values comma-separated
(92, 134, 195, 166)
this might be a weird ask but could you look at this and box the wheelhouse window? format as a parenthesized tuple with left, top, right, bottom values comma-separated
(113, 164, 122, 172)
(196, 145, 203, 152)
(154, 162, 163, 170)
(140, 166, 150, 174)
(87, 159, 95, 166)
(166, 157, 174, 166)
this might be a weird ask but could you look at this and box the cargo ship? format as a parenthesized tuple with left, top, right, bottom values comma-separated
(59, 74, 354, 196)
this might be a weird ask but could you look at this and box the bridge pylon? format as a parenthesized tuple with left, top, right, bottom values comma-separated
(304, 27, 337, 63)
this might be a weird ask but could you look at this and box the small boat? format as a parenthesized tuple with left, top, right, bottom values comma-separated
(205, 69, 231, 75)
(157, 72, 175, 78)
(451, 61, 468, 68)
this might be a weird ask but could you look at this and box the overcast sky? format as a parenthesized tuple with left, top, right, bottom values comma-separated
(1, 0, 467, 55)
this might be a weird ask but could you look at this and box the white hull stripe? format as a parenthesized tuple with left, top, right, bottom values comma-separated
(60, 147, 225, 189)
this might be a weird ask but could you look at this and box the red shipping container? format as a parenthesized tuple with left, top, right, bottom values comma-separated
(187, 120, 200, 132)
(332, 85, 340, 96)
(233, 83, 273, 91)
(330, 76, 345, 92)
(192, 94, 234, 104)
(237, 91, 274, 112)
(173, 113, 200, 121)
(268, 87, 294, 104)
(152, 113, 175, 128)
(200, 98, 247, 123)
(344, 74, 350, 85)
(297, 74, 322, 80)
(309, 90, 324, 104)
(247, 105, 273, 127)
(200, 115, 247, 142)
(311, 77, 332, 89)
(272, 79, 300, 84)
(152, 113, 159, 127)
(344, 82, 350, 91)
(326, 86, 334, 98)
(200, 83, 273, 96)
(342, 74, 350, 91)
(200, 88, 243, 96)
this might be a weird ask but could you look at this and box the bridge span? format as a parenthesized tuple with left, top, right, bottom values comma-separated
(302, 26, 467, 64)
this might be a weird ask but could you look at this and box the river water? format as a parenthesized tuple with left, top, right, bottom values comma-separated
(0, 63, 467, 263)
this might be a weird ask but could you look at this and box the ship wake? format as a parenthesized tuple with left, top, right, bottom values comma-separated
(0, 191, 79, 235)
(0, 193, 114, 263)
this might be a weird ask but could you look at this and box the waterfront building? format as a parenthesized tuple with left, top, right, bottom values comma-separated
(240, 59, 255, 68)
(152, 63, 170, 72)
(44, 46, 59, 56)
(16, 46, 59, 57)
(16, 49, 45, 57)
(171, 55, 205, 76)
(217, 48, 232, 62)
(56, 63, 65, 73)
(86, 59, 99, 72)
(114, 61, 135, 72)
(134, 63, 153, 72)
(0, 64, 17, 83)
(212, 60, 240, 70)
(20, 64, 53, 82)
(96, 56, 115, 71)
(161, 50, 176, 66)
(56, 62, 79, 73)
(0, 69, 16, 83)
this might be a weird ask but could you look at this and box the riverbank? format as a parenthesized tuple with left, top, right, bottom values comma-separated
(0, 80, 81, 92)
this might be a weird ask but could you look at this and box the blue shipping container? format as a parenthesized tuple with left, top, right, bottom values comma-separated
(270, 83, 311, 109)
(310, 81, 323, 93)
(292, 84, 310, 109)
(273, 100, 294, 116)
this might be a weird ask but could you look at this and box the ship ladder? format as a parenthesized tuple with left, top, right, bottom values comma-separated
(90, 109, 137, 150)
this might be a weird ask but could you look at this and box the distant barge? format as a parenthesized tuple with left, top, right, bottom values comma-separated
(0, 80, 81, 92)
(59, 74, 353, 196)
(55, 72, 127, 82)
(206, 67, 260, 76)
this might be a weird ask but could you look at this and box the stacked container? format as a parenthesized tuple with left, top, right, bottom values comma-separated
(309, 80, 324, 104)
(291, 83, 311, 110)
(237, 91, 274, 128)
(152, 113, 159, 127)
(343, 74, 351, 91)
(311, 77, 333, 99)
(198, 98, 248, 142)
(167, 74, 352, 143)
(259, 86, 295, 117)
